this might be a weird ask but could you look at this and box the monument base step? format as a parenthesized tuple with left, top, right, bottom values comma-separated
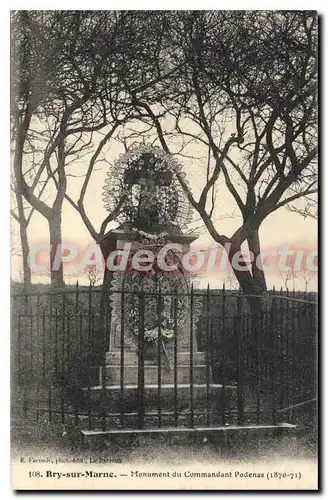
(81, 383, 236, 413)
(105, 351, 206, 366)
(81, 422, 297, 437)
(101, 364, 208, 385)
(79, 422, 298, 451)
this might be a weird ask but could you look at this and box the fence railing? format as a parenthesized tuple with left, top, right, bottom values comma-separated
(11, 286, 317, 432)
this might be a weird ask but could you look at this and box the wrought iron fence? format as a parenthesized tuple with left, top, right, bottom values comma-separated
(11, 286, 317, 433)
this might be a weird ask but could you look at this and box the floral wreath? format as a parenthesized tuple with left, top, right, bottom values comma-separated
(102, 143, 193, 231)
(110, 239, 202, 345)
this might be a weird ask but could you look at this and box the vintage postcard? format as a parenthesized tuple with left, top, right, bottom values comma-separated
(10, 10, 318, 490)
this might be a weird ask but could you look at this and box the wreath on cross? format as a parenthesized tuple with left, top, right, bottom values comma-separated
(102, 143, 192, 232)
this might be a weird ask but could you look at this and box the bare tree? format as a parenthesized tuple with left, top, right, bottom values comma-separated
(279, 261, 316, 292)
(130, 11, 317, 308)
(11, 11, 127, 287)
(223, 272, 240, 291)
(11, 179, 31, 285)
(85, 265, 101, 287)
(11, 11, 182, 287)
(286, 193, 318, 220)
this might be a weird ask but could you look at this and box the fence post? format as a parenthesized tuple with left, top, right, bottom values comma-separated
(221, 283, 226, 425)
(237, 292, 245, 425)
(174, 285, 178, 427)
(278, 287, 284, 412)
(206, 284, 211, 426)
(189, 283, 194, 429)
(157, 283, 162, 428)
(270, 287, 277, 424)
(285, 289, 290, 410)
(101, 283, 108, 431)
(73, 282, 79, 426)
(120, 280, 125, 428)
(17, 311, 21, 386)
(255, 293, 263, 425)
(48, 292, 53, 423)
(87, 284, 92, 430)
(289, 288, 297, 419)
(138, 286, 145, 429)
(61, 292, 66, 425)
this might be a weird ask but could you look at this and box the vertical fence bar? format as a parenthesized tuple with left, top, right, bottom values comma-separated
(92, 312, 95, 355)
(310, 300, 317, 425)
(48, 385, 52, 424)
(30, 307, 33, 380)
(157, 283, 162, 428)
(290, 290, 296, 420)
(54, 308, 58, 380)
(75, 281, 79, 317)
(74, 282, 79, 360)
(67, 313, 72, 423)
(21, 298, 27, 417)
(101, 288, 108, 432)
(61, 292, 66, 425)
(54, 306, 58, 424)
(78, 309, 84, 428)
(87, 284, 93, 430)
(173, 287, 178, 427)
(138, 288, 145, 429)
(35, 296, 40, 422)
(270, 288, 277, 424)
(297, 298, 304, 402)
(206, 285, 211, 426)
(46, 289, 52, 417)
(29, 303, 34, 420)
(48, 293, 53, 423)
(73, 283, 79, 426)
(23, 340, 28, 418)
(237, 293, 245, 425)
(36, 389, 39, 424)
(79, 311, 83, 358)
(24, 294, 28, 316)
(285, 291, 290, 410)
(189, 284, 194, 429)
(42, 309, 46, 380)
(67, 316, 71, 380)
(278, 290, 284, 411)
(255, 297, 262, 425)
(17, 312, 21, 385)
(120, 283, 125, 428)
(221, 284, 226, 425)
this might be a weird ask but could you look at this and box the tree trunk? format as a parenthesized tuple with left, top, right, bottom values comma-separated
(227, 239, 266, 368)
(227, 240, 266, 315)
(246, 228, 267, 295)
(48, 213, 64, 289)
(19, 222, 31, 286)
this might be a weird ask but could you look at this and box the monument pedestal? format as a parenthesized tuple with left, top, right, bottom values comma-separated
(78, 226, 238, 429)
(102, 226, 207, 387)
(103, 351, 207, 385)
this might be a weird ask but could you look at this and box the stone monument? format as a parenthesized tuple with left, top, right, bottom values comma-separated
(85, 145, 230, 424)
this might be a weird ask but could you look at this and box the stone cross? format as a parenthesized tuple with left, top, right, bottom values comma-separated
(123, 155, 173, 226)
